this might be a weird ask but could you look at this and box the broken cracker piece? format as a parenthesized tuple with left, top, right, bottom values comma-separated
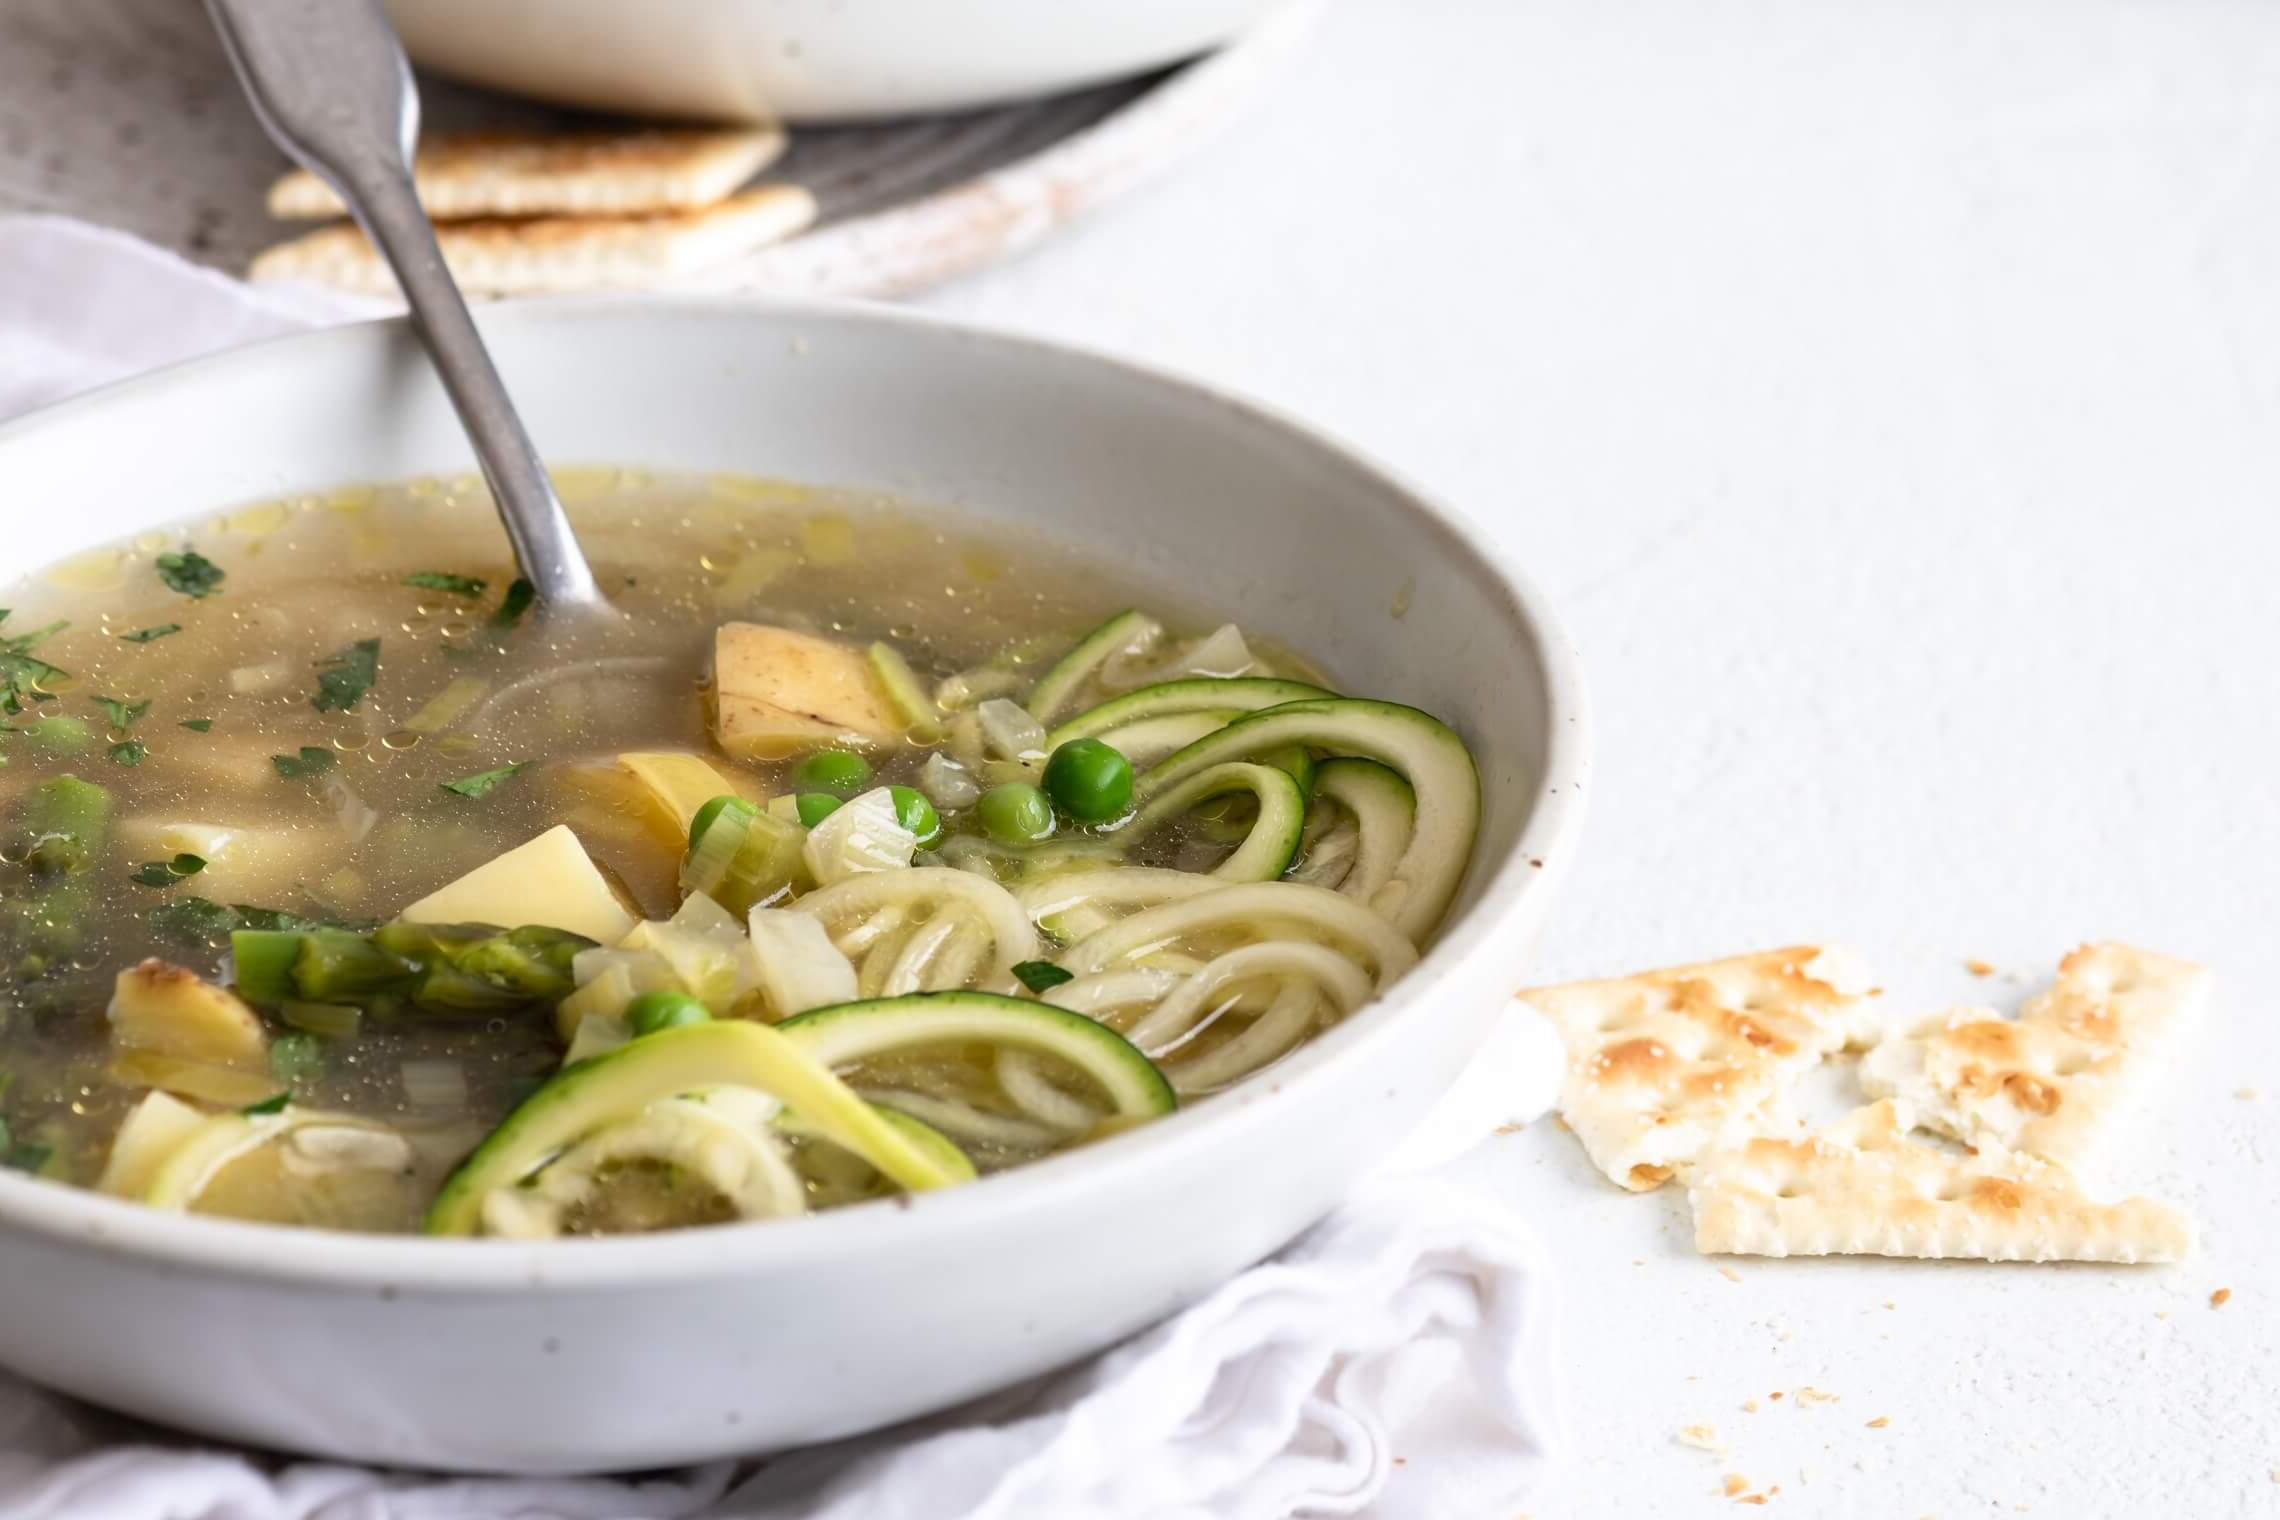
(1859, 942, 2208, 1168)
(1521, 946, 1881, 1190)
(1689, 1099, 2191, 1263)
(250, 184, 818, 298)
(267, 127, 787, 221)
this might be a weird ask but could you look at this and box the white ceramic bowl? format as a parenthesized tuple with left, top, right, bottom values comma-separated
(383, 0, 1301, 123)
(0, 299, 1587, 1472)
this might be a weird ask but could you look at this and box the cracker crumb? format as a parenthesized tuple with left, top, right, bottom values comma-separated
(1737, 1498, 1768, 1508)
(1393, 1456, 1407, 1467)
(1677, 1423, 1725, 1453)
(1743, 1398, 1761, 1413)
(1866, 1416, 1890, 1429)
(2211, 1287, 2233, 1308)
(1964, 958, 1995, 976)
(1724, 1474, 1749, 1496)
(1883, 1301, 1895, 1310)
(2155, 1311, 2171, 1321)
(1796, 1386, 1840, 1406)
(2236, 1088, 2259, 1100)
(1770, 1391, 1784, 1401)
(1720, 1266, 1743, 1283)
(1493, 1122, 1524, 1135)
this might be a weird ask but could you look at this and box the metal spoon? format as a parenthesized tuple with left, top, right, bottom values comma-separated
(203, 0, 608, 615)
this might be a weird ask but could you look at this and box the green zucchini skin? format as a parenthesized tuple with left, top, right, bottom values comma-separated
(1122, 761, 1308, 882)
(1026, 610, 1161, 724)
(781, 991, 1176, 1118)
(1133, 698, 1479, 943)
(1045, 678, 1329, 750)
(424, 1019, 970, 1235)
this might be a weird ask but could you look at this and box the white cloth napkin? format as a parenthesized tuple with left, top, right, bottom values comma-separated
(0, 214, 1565, 1520)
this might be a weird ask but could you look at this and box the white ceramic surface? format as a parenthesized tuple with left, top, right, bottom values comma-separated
(383, 0, 1300, 123)
(0, 298, 1587, 1473)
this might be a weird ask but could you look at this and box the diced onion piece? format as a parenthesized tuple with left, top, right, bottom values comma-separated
(401, 1059, 469, 1111)
(917, 752, 981, 810)
(801, 788, 918, 885)
(229, 659, 294, 695)
(402, 675, 490, 736)
(867, 642, 945, 743)
(322, 778, 381, 845)
(746, 909, 860, 1019)
(976, 698, 1047, 762)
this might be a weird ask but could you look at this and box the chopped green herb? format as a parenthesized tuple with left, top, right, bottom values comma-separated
(311, 638, 380, 713)
(156, 549, 225, 599)
(240, 1092, 291, 1117)
(269, 1033, 326, 1084)
(404, 571, 488, 598)
(3, 1139, 52, 1174)
(118, 624, 181, 644)
(441, 761, 530, 799)
(178, 718, 213, 732)
(1011, 960, 1075, 993)
(130, 853, 206, 887)
(108, 740, 147, 767)
(148, 895, 241, 943)
(488, 578, 535, 631)
(272, 745, 337, 779)
(0, 612, 68, 717)
(93, 695, 151, 730)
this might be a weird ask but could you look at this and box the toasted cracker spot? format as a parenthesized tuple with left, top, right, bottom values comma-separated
(1689, 1099, 2192, 1263)
(1965, 957, 1996, 976)
(267, 128, 787, 221)
(1521, 946, 1881, 1191)
(2211, 1287, 2233, 1308)
(1858, 943, 2208, 1169)
(1723, 1474, 1749, 1496)
(1867, 1416, 1890, 1428)
(250, 185, 819, 298)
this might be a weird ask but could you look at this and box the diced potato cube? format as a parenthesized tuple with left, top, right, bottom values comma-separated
(108, 960, 268, 1070)
(399, 824, 637, 943)
(714, 622, 903, 758)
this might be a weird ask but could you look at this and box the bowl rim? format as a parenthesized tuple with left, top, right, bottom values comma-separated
(0, 294, 1590, 1289)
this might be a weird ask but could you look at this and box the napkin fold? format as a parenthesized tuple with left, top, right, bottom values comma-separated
(0, 213, 1564, 1520)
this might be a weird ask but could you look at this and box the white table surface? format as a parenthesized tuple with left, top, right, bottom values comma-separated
(912, 1, 2278, 1512)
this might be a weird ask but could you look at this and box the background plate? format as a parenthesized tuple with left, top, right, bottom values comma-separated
(0, 0, 1316, 299)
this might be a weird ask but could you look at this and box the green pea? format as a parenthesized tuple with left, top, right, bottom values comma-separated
(625, 990, 711, 1036)
(686, 794, 754, 853)
(1042, 737, 1134, 823)
(795, 792, 844, 827)
(976, 782, 1054, 845)
(792, 750, 872, 797)
(888, 784, 942, 847)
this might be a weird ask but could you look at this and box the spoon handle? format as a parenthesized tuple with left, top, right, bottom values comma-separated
(203, 0, 606, 613)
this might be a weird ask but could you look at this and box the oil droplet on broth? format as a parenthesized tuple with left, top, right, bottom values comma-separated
(220, 500, 294, 537)
(382, 731, 421, 751)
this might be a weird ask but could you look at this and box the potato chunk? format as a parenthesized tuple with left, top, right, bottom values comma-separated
(714, 622, 902, 758)
(400, 824, 637, 944)
(108, 960, 268, 1071)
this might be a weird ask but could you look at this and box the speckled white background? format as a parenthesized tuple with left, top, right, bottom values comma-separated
(918, 0, 2277, 1512)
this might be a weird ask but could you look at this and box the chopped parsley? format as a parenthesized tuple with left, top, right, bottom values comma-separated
(441, 761, 529, 799)
(178, 718, 213, 733)
(156, 549, 225, 599)
(240, 1093, 291, 1117)
(1011, 960, 1075, 993)
(93, 695, 150, 730)
(130, 853, 207, 887)
(311, 638, 380, 713)
(404, 571, 488, 598)
(488, 578, 535, 631)
(117, 624, 181, 644)
(108, 740, 147, 767)
(271, 745, 337, 779)
(0, 612, 68, 717)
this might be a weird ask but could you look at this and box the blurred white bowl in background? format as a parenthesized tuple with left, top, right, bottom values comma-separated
(384, 0, 1303, 123)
